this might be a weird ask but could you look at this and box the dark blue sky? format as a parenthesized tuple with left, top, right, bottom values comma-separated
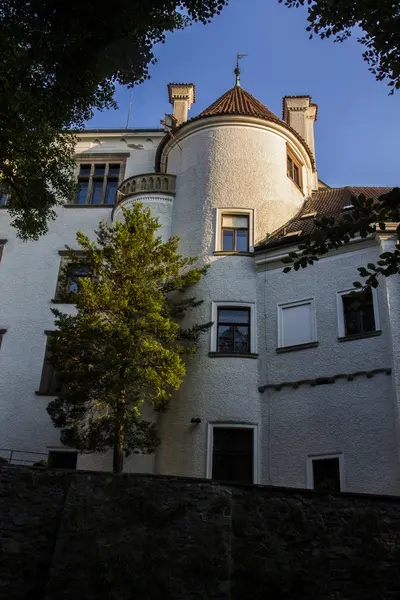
(86, 0, 399, 188)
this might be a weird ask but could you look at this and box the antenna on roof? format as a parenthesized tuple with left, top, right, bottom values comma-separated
(234, 53, 248, 87)
(125, 89, 134, 129)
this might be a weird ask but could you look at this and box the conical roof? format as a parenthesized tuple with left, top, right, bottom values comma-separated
(198, 85, 281, 122)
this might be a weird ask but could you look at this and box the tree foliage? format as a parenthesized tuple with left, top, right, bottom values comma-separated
(0, 0, 227, 239)
(47, 205, 212, 473)
(281, 188, 400, 287)
(279, 0, 400, 92)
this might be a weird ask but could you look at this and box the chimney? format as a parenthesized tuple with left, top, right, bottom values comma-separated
(282, 96, 318, 162)
(168, 83, 195, 126)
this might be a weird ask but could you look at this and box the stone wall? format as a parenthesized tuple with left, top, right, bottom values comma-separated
(2, 466, 400, 600)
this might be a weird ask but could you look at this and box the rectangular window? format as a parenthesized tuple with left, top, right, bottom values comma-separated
(0, 329, 6, 349)
(0, 190, 7, 206)
(37, 336, 59, 395)
(287, 147, 303, 189)
(221, 214, 249, 252)
(277, 298, 317, 348)
(217, 307, 250, 354)
(54, 254, 90, 302)
(308, 455, 344, 492)
(337, 288, 379, 338)
(210, 426, 255, 484)
(75, 162, 122, 205)
(48, 450, 77, 470)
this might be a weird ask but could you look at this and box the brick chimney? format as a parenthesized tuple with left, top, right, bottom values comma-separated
(168, 83, 195, 126)
(282, 96, 318, 162)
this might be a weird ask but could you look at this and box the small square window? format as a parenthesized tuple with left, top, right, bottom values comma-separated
(217, 307, 250, 354)
(277, 298, 317, 348)
(308, 455, 343, 492)
(337, 288, 379, 339)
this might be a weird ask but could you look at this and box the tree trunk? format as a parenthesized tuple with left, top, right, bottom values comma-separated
(113, 425, 124, 474)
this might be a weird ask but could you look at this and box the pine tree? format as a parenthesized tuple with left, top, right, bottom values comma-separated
(47, 204, 211, 473)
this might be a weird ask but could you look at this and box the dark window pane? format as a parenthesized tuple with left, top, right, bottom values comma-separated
(39, 341, 60, 394)
(234, 326, 250, 353)
(108, 164, 120, 176)
(218, 325, 234, 353)
(313, 458, 341, 491)
(90, 180, 103, 204)
(105, 180, 118, 205)
(94, 164, 106, 177)
(343, 291, 375, 336)
(79, 165, 91, 177)
(0, 192, 7, 206)
(48, 451, 77, 470)
(236, 230, 249, 252)
(212, 428, 253, 484)
(218, 309, 250, 324)
(293, 164, 300, 185)
(222, 229, 234, 251)
(67, 266, 90, 294)
(76, 181, 88, 204)
(287, 156, 293, 178)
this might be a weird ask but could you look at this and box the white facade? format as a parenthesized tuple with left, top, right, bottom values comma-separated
(0, 82, 399, 494)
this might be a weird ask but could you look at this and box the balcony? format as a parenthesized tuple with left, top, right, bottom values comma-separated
(117, 173, 176, 204)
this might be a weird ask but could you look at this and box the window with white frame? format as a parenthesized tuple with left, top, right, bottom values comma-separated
(337, 288, 380, 338)
(210, 302, 257, 355)
(215, 209, 254, 253)
(277, 298, 317, 348)
(307, 454, 344, 492)
(207, 424, 258, 484)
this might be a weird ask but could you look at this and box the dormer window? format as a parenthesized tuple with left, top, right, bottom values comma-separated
(286, 146, 303, 191)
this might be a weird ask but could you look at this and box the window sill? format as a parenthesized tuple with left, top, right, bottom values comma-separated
(276, 341, 319, 353)
(213, 251, 253, 257)
(63, 204, 114, 208)
(338, 330, 382, 342)
(35, 391, 58, 396)
(208, 352, 258, 359)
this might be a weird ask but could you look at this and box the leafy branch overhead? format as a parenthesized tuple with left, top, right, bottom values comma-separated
(279, 0, 400, 92)
(281, 188, 400, 288)
(0, 0, 228, 239)
(47, 205, 212, 473)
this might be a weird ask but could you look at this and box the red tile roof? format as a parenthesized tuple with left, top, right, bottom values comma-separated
(256, 186, 393, 250)
(198, 86, 279, 121)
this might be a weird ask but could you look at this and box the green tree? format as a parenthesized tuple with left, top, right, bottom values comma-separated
(281, 188, 400, 288)
(47, 204, 211, 473)
(279, 0, 400, 92)
(0, 0, 227, 240)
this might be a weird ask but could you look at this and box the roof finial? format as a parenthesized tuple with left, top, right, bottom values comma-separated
(234, 53, 248, 87)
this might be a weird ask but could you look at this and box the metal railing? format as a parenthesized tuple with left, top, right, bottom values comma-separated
(0, 448, 48, 466)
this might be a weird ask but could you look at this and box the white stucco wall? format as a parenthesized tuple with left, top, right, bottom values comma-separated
(0, 133, 161, 472)
(255, 239, 400, 494)
(113, 194, 173, 242)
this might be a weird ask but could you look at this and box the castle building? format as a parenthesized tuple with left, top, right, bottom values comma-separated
(0, 73, 398, 495)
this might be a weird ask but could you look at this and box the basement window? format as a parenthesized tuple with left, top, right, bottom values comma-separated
(308, 454, 344, 491)
(48, 450, 77, 470)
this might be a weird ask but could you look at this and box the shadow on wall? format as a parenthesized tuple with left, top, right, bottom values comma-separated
(1, 466, 400, 600)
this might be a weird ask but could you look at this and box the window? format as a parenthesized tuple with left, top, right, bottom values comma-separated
(54, 253, 90, 302)
(287, 146, 303, 189)
(37, 336, 59, 395)
(210, 302, 257, 355)
(48, 450, 77, 469)
(0, 190, 7, 206)
(307, 454, 344, 492)
(207, 425, 258, 484)
(0, 329, 6, 349)
(0, 239, 7, 262)
(221, 214, 249, 252)
(277, 298, 317, 349)
(215, 209, 254, 253)
(337, 288, 380, 339)
(75, 162, 123, 205)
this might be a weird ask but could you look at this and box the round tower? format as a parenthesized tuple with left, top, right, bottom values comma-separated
(155, 78, 317, 482)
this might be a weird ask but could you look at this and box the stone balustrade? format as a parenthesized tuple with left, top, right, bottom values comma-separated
(117, 173, 176, 204)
